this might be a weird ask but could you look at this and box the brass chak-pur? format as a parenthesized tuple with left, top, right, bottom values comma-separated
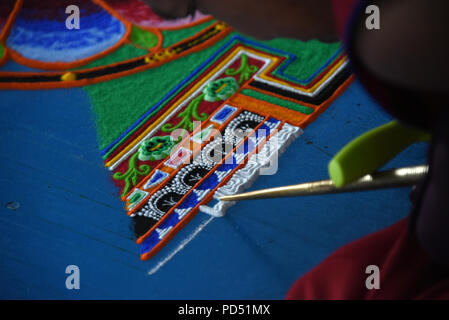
(219, 165, 428, 201)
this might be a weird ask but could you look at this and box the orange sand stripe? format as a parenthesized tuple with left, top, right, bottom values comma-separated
(229, 94, 308, 127)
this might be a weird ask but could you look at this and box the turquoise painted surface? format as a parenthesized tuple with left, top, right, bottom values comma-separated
(0, 81, 427, 298)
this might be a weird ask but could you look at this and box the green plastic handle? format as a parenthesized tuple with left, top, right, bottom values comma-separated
(328, 121, 430, 187)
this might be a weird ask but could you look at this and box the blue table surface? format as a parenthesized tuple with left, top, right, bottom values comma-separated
(0, 79, 427, 299)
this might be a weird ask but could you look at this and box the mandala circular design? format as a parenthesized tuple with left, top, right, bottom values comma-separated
(174, 164, 214, 190)
(148, 187, 185, 216)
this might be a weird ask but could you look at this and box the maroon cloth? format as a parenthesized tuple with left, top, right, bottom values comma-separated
(286, 0, 449, 299)
(330, 0, 358, 38)
(286, 218, 449, 299)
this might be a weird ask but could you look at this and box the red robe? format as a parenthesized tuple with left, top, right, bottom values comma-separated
(286, 0, 449, 299)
